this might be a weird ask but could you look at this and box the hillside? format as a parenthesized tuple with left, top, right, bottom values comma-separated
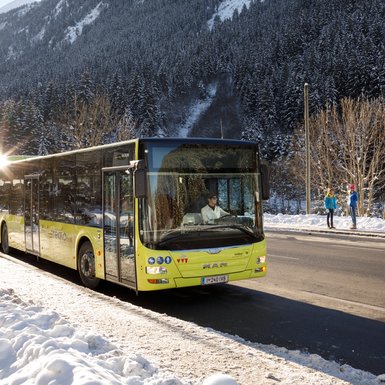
(1, 0, 385, 155)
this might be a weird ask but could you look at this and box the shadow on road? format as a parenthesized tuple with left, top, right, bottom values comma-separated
(105, 282, 385, 376)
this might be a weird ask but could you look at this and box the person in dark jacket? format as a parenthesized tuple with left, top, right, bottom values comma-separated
(347, 184, 358, 229)
(324, 188, 337, 229)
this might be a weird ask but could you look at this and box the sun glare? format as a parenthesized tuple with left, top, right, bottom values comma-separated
(0, 154, 9, 168)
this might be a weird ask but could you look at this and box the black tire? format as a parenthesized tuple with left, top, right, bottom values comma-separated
(1, 223, 9, 254)
(77, 241, 100, 289)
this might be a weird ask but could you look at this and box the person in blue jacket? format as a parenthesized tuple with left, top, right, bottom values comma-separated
(347, 184, 358, 229)
(324, 188, 337, 229)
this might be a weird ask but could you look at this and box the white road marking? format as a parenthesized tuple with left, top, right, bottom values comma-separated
(303, 291, 385, 313)
(268, 254, 299, 260)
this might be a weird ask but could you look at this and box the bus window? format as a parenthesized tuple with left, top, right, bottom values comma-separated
(103, 144, 134, 167)
(217, 178, 244, 214)
(53, 155, 76, 224)
(76, 151, 102, 227)
(10, 178, 24, 215)
(140, 142, 262, 250)
(0, 177, 10, 214)
(40, 159, 54, 221)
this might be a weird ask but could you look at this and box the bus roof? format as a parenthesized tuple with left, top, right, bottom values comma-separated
(5, 137, 258, 165)
(5, 138, 139, 165)
(141, 137, 257, 146)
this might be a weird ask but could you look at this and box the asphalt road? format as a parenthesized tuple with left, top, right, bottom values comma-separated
(258, 230, 385, 320)
(8, 230, 385, 375)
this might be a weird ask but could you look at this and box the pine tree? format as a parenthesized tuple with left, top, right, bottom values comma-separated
(78, 71, 94, 105)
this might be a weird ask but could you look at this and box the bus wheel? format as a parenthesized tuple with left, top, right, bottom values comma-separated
(78, 241, 100, 289)
(1, 223, 9, 254)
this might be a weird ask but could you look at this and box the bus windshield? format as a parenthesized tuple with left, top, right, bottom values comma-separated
(139, 142, 264, 250)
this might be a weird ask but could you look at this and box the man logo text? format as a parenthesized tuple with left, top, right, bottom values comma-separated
(202, 262, 228, 269)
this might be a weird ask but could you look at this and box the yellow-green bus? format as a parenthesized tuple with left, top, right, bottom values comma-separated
(0, 138, 269, 292)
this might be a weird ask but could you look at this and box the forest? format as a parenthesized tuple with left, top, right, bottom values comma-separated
(0, 0, 385, 215)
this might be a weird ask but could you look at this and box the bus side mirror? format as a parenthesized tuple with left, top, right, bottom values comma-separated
(260, 161, 270, 200)
(128, 160, 147, 199)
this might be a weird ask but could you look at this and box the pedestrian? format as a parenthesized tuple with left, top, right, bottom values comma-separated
(347, 184, 358, 229)
(324, 188, 337, 229)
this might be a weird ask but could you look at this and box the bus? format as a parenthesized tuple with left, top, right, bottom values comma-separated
(0, 138, 269, 292)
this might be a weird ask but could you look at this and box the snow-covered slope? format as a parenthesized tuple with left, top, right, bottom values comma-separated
(63, 1, 108, 44)
(0, 0, 40, 14)
(207, 0, 252, 30)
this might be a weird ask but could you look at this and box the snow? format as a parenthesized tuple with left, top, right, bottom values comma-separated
(1, 214, 385, 385)
(64, 2, 107, 44)
(0, 0, 40, 15)
(202, 375, 238, 385)
(31, 25, 45, 43)
(6, 45, 18, 60)
(53, 0, 67, 19)
(207, 0, 251, 30)
(264, 212, 385, 234)
(177, 83, 217, 138)
(0, 292, 169, 384)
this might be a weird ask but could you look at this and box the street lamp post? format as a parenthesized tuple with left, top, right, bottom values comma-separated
(304, 83, 311, 215)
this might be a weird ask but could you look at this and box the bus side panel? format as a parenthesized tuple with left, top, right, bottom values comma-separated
(39, 220, 77, 268)
(39, 221, 104, 275)
(7, 214, 25, 251)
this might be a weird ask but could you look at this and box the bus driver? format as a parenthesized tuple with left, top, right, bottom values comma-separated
(201, 193, 229, 224)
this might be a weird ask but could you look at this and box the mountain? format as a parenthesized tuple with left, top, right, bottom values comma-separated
(0, 0, 40, 14)
(1, 0, 385, 156)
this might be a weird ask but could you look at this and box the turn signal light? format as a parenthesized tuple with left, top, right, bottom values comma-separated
(147, 279, 169, 284)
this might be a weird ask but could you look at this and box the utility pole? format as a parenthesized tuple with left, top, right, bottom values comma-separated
(304, 83, 311, 215)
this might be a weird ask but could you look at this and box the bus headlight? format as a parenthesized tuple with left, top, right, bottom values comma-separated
(146, 266, 168, 274)
(256, 256, 266, 264)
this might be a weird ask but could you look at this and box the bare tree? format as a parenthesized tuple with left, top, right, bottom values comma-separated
(60, 93, 119, 149)
(115, 108, 138, 142)
(309, 106, 343, 191)
(308, 97, 385, 216)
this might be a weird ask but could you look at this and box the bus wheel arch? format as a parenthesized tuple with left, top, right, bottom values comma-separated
(1, 222, 9, 254)
(77, 238, 100, 289)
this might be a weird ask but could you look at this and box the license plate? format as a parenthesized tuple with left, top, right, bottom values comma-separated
(201, 275, 228, 285)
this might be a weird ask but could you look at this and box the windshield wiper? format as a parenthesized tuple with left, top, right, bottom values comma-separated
(155, 225, 257, 249)
(156, 230, 196, 247)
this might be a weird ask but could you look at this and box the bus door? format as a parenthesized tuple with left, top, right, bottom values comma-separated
(103, 168, 136, 288)
(24, 175, 40, 256)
